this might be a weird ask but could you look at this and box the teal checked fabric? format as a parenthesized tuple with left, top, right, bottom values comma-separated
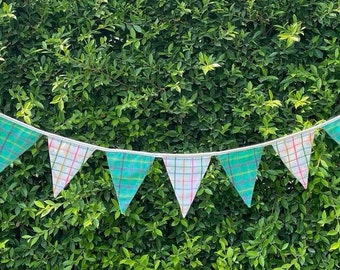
(218, 147, 263, 207)
(106, 152, 154, 214)
(324, 119, 340, 145)
(0, 116, 40, 172)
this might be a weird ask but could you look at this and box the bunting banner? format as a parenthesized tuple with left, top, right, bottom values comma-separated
(48, 137, 94, 197)
(163, 156, 211, 217)
(0, 112, 340, 216)
(106, 152, 154, 214)
(272, 131, 314, 189)
(323, 119, 340, 145)
(217, 148, 263, 207)
(0, 116, 40, 172)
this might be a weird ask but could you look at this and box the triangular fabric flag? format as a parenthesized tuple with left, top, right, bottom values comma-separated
(0, 116, 41, 172)
(323, 119, 340, 145)
(106, 152, 154, 214)
(163, 156, 211, 217)
(272, 131, 314, 189)
(48, 137, 94, 197)
(218, 148, 263, 207)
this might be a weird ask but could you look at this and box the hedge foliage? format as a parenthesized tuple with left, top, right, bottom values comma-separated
(1, 0, 340, 269)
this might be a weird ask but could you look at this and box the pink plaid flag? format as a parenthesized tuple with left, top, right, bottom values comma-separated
(163, 156, 211, 217)
(48, 137, 94, 197)
(272, 131, 314, 188)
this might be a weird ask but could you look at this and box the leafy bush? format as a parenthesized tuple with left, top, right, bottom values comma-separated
(0, 0, 340, 269)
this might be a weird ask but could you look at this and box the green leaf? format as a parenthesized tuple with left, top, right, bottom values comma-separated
(50, 95, 61, 104)
(330, 240, 340, 251)
(34, 201, 44, 209)
(201, 63, 221, 75)
(133, 25, 143, 33)
(247, 251, 259, 258)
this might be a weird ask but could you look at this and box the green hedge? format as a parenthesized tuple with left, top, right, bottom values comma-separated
(0, 0, 340, 269)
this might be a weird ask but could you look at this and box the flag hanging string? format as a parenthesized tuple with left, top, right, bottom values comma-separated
(1, 112, 340, 158)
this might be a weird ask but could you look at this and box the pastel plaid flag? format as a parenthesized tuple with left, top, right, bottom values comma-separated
(107, 152, 154, 214)
(218, 148, 263, 207)
(48, 137, 94, 197)
(163, 156, 211, 217)
(272, 131, 314, 189)
(0, 116, 40, 172)
(323, 119, 340, 145)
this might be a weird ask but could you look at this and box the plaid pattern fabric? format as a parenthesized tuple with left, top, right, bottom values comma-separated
(163, 156, 211, 217)
(48, 137, 94, 197)
(106, 152, 154, 214)
(218, 148, 263, 207)
(324, 119, 340, 145)
(0, 117, 40, 172)
(272, 131, 314, 189)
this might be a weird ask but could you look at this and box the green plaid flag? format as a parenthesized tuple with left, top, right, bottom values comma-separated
(324, 119, 340, 145)
(106, 152, 154, 214)
(0, 116, 41, 172)
(218, 147, 263, 207)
